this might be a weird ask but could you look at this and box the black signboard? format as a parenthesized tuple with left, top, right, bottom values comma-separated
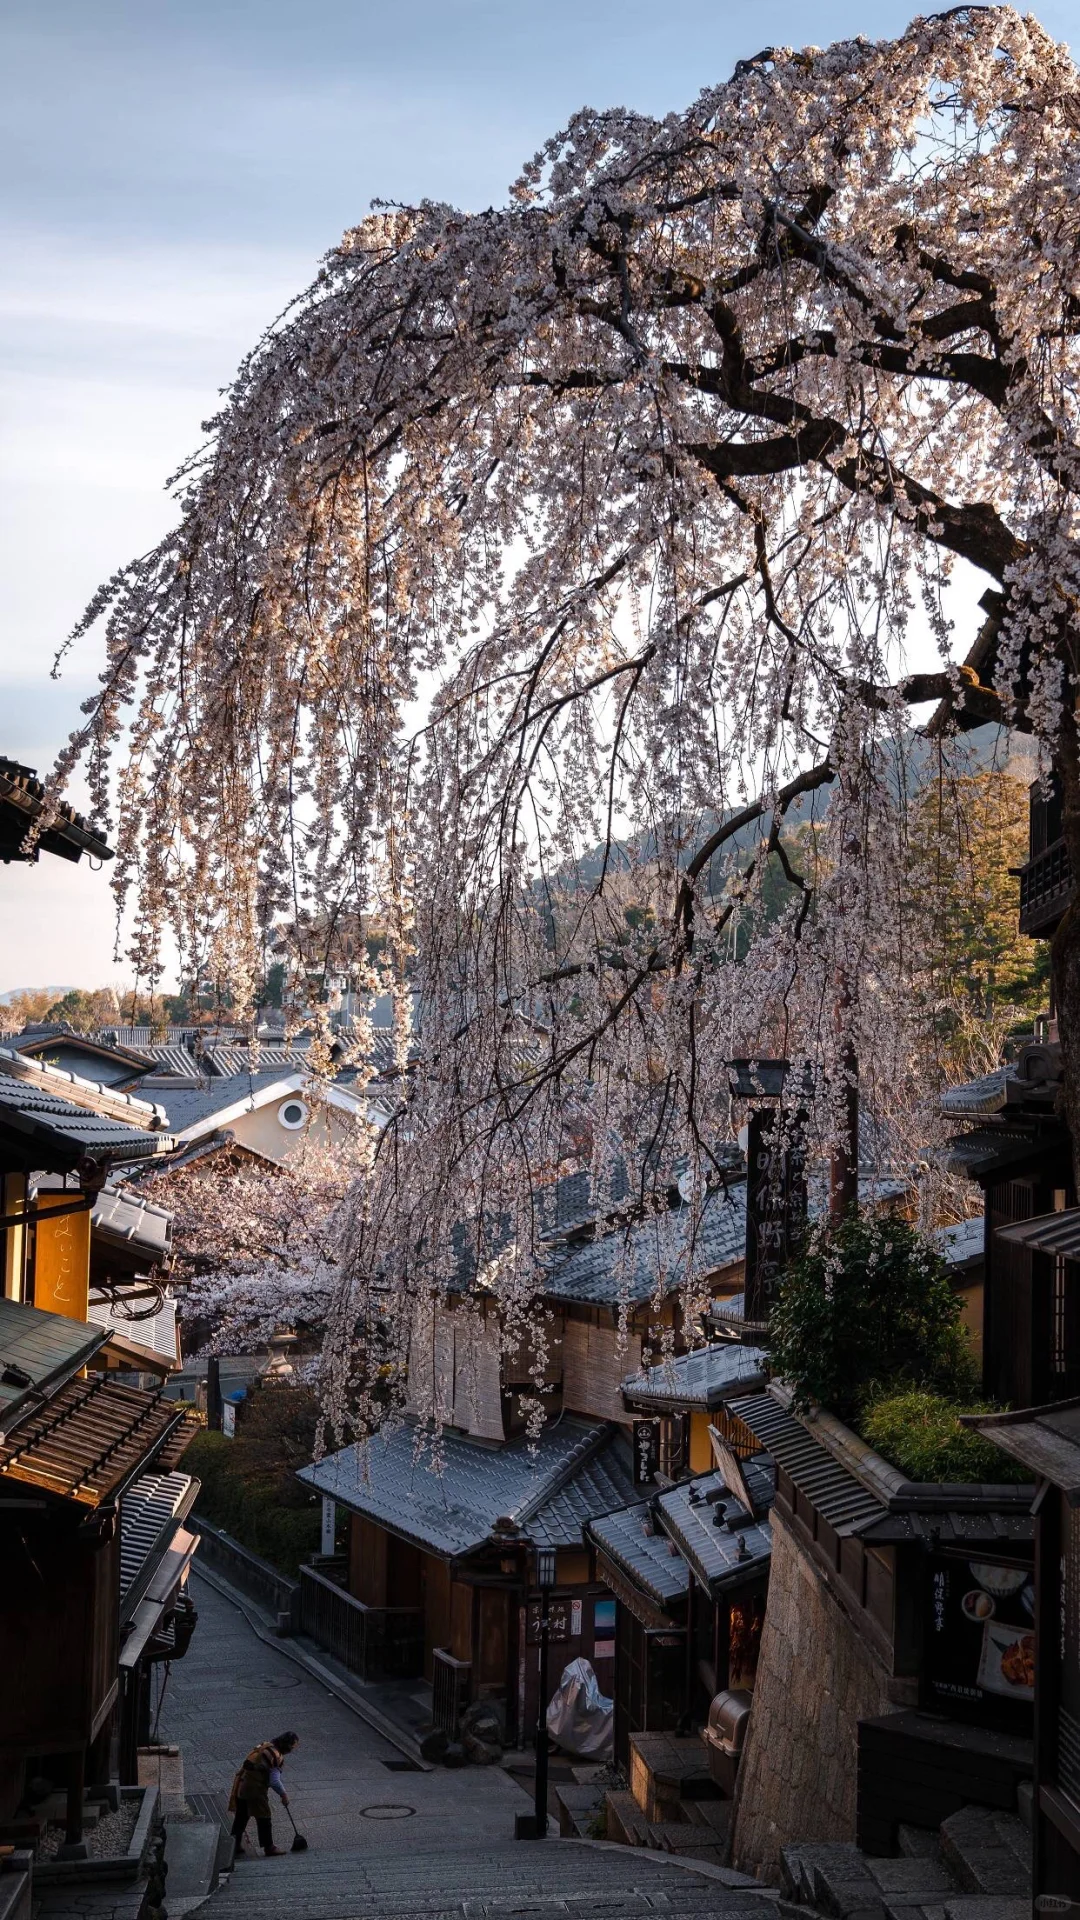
(744, 1106, 807, 1327)
(923, 1551, 1035, 1731)
(633, 1419, 660, 1487)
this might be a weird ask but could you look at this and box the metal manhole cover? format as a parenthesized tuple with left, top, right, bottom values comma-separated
(237, 1674, 303, 1690)
(359, 1804, 415, 1819)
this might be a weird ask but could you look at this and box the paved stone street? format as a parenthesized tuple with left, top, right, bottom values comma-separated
(161, 1570, 528, 1858)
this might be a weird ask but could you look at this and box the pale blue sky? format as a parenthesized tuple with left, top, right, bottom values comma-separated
(1, 0, 1075, 989)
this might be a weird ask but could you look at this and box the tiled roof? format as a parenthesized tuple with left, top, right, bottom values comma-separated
(0, 1072, 174, 1168)
(526, 1431, 636, 1548)
(0, 1296, 106, 1424)
(654, 1463, 774, 1596)
(707, 1292, 745, 1332)
(621, 1343, 769, 1413)
(587, 1498, 691, 1612)
(91, 1185, 173, 1261)
(300, 1416, 630, 1560)
(932, 1216, 985, 1270)
(858, 1506, 1034, 1547)
(143, 1045, 201, 1079)
(940, 1068, 1019, 1116)
(146, 1072, 291, 1132)
(0, 1047, 167, 1126)
(120, 1467, 199, 1604)
(542, 1183, 747, 1306)
(204, 1044, 313, 1077)
(725, 1390, 887, 1536)
(0, 1375, 190, 1507)
(540, 1170, 908, 1309)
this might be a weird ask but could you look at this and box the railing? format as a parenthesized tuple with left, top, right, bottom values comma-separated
(1017, 836, 1072, 936)
(431, 1648, 471, 1736)
(298, 1564, 423, 1682)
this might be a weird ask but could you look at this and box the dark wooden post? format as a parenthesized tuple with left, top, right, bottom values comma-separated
(829, 1030, 860, 1226)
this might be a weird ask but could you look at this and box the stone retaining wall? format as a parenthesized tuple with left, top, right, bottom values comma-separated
(731, 1507, 892, 1882)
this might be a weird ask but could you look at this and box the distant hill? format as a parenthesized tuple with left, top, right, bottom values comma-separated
(0, 985, 77, 1004)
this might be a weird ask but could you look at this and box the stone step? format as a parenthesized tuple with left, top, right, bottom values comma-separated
(200, 1839, 774, 1918)
(938, 1808, 1031, 1897)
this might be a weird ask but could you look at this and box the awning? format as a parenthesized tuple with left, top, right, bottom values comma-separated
(996, 1209, 1080, 1260)
(963, 1399, 1080, 1499)
(119, 1525, 199, 1668)
(0, 1295, 106, 1427)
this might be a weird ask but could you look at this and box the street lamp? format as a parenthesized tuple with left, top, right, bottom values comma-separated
(516, 1543, 557, 1840)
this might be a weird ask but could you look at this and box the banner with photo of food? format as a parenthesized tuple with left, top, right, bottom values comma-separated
(923, 1552, 1035, 1729)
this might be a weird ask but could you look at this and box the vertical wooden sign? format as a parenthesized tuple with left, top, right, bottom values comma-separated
(34, 1194, 91, 1322)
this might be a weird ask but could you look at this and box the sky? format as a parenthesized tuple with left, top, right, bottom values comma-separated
(1, 0, 1076, 994)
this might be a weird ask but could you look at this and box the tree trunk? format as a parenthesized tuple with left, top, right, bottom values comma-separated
(1051, 719, 1080, 1194)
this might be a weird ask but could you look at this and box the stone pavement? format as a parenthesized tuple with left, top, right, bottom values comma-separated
(160, 1572, 776, 1918)
(161, 1570, 527, 1857)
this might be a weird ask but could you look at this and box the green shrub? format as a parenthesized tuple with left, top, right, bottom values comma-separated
(769, 1213, 977, 1423)
(185, 1388, 323, 1576)
(860, 1387, 1030, 1484)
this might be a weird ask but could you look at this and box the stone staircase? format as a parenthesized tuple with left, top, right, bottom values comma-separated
(199, 1836, 775, 1918)
(779, 1803, 1032, 1920)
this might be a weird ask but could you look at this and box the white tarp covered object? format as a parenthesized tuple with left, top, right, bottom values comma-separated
(546, 1656, 614, 1757)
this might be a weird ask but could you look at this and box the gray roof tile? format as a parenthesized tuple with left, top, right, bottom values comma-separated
(300, 1416, 632, 1560)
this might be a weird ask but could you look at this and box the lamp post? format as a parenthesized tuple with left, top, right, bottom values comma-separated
(532, 1545, 557, 1839)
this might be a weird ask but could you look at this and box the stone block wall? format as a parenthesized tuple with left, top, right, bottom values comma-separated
(731, 1507, 892, 1882)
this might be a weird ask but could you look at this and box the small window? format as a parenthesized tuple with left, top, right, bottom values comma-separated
(278, 1098, 309, 1131)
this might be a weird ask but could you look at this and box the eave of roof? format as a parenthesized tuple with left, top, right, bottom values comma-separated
(586, 1498, 690, 1615)
(963, 1397, 1080, 1498)
(0, 758, 113, 862)
(0, 1296, 108, 1425)
(996, 1208, 1080, 1260)
(299, 1416, 628, 1562)
(622, 1342, 769, 1414)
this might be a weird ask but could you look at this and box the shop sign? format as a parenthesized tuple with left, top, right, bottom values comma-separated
(923, 1552, 1034, 1727)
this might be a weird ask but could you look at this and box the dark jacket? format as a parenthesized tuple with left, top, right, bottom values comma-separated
(229, 1742, 283, 1819)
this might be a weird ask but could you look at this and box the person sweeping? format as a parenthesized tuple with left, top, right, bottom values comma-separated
(228, 1732, 299, 1857)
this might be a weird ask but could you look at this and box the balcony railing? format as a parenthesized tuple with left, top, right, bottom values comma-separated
(298, 1563, 424, 1682)
(1017, 836, 1072, 937)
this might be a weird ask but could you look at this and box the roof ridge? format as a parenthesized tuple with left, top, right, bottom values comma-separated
(0, 1046, 167, 1129)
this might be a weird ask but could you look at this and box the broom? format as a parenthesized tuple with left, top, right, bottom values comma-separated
(285, 1805, 309, 1853)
